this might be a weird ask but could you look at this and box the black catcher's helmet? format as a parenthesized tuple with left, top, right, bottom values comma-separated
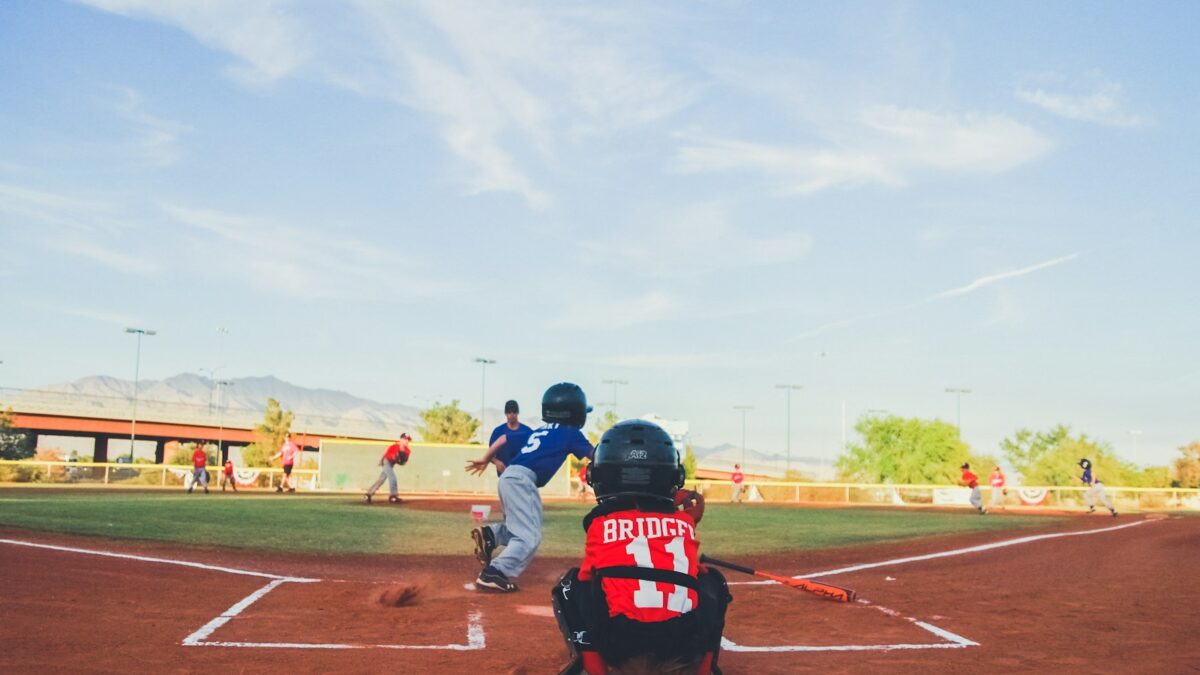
(1079, 458, 1092, 470)
(541, 382, 592, 428)
(588, 419, 684, 502)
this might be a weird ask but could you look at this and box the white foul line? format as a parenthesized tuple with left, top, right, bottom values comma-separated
(0, 538, 317, 582)
(730, 518, 1151, 586)
(722, 520, 1153, 653)
(0, 537, 486, 651)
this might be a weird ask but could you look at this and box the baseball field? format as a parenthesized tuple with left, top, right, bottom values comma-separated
(1, 489, 1196, 673)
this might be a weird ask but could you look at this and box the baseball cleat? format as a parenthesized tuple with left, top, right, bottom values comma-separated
(388, 495, 401, 504)
(365, 494, 373, 504)
(1111, 510, 1119, 518)
(476, 565, 517, 592)
(471, 526, 497, 567)
(1087, 506, 1095, 513)
(275, 486, 283, 493)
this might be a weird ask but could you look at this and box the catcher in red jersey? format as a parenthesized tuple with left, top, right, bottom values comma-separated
(552, 420, 730, 675)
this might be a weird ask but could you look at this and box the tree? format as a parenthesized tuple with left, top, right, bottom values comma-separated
(418, 400, 479, 443)
(253, 398, 294, 454)
(0, 406, 33, 460)
(587, 409, 620, 446)
(836, 415, 970, 485)
(1001, 425, 1165, 486)
(682, 442, 697, 480)
(1172, 441, 1200, 488)
(999, 425, 1071, 478)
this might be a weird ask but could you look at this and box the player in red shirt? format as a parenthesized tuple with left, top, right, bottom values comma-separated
(188, 443, 209, 494)
(961, 462, 985, 514)
(365, 433, 412, 504)
(989, 465, 1006, 510)
(730, 464, 745, 504)
(552, 420, 730, 675)
(220, 458, 238, 493)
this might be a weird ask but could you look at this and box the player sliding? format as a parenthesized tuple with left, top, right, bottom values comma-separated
(466, 382, 595, 592)
(552, 420, 731, 675)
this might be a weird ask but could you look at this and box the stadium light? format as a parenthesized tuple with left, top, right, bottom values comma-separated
(945, 387, 972, 432)
(775, 384, 802, 475)
(1129, 429, 1143, 464)
(733, 405, 753, 466)
(125, 327, 156, 461)
(473, 358, 495, 442)
(601, 378, 629, 417)
(216, 380, 234, 459)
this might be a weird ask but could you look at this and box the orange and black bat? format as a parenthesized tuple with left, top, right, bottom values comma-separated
(700, 554, 856, 603)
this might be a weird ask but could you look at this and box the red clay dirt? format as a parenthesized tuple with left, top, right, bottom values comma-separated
(1, 514, 1197, 674)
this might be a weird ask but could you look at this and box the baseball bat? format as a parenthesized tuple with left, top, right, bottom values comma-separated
(700, 554, 856, 603)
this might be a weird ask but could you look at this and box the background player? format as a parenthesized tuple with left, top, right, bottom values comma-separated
(465, 382, 594, 592)
(219, 457, 238, 493)
(552, 419, 730, 675)
(1079, 458, 1118, 517)
(730, 464, 744, 504)
(989, 465, 1007, 510)
(365, 432, 412, 504)
(188, 442, 209, 494)
(271, 433, 301, 493)
(961, 462, 985, 514)
(486, 399, 532, 475)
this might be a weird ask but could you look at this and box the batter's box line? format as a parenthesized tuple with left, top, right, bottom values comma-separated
(721, 599, 978, 653)
(182, 578, 486, 651)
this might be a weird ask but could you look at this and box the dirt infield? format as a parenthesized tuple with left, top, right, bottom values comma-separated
(2, 515, 1197, 673)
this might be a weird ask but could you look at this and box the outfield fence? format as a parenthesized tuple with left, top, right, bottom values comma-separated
(2, 458, 1197, 511)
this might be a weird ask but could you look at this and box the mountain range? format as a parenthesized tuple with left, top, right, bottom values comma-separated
(24, 373, 834, 478)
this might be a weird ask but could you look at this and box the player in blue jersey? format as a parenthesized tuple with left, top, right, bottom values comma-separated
(466, 382, 594, 592)
(1079, 458, 1118, 517)
(486, 399, 533, 475)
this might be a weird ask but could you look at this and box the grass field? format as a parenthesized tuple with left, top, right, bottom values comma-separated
(0, 488, 1070, 557)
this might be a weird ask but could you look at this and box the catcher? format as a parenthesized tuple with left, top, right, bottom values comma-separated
(552, 420, 731, 675)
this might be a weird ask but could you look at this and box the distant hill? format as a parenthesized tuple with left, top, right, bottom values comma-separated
(25, 375, 836, 476)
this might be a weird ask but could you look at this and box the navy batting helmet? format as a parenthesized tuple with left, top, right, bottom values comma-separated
(588, 419, 684, 502)
(541, 382, 591, 428)
(1079, 458, 1092, 469)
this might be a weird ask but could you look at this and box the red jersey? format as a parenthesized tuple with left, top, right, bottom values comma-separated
(961, 469, 978, 489)
(192, 448, 207, 468)
(223, 461, 234, 476)
(731, 471, 744, 485)
(990, 470, 1005, 488)
(385, 441, 411, 464)
(579, 507, 700, 623)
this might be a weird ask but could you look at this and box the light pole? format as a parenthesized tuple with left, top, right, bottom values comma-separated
(1129, 429, 1143, 464)
(216, 380, 233, 459)
(775, 384, 802, 475)
(602, 379, 629, 417)
(945, 387, 972, 432)
(733, 405, 753, 466)
(125, 327, 156, 461)
(474, 357, 495, 442)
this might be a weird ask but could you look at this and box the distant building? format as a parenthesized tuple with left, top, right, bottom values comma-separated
(639, 413, 689, 446)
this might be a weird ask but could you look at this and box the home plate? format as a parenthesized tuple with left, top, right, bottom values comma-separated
(516, 605, 555, 618)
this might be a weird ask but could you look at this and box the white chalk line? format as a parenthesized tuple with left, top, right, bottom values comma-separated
(0, 538, 316, 582)
(0, 537, 485, 651)
(730, 518, 1151, 586)
(722, 520, 1152, 653)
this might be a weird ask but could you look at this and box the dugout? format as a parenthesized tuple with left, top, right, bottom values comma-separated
(317, 439, 573, 496)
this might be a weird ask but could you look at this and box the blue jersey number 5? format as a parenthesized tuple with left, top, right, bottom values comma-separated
(521, 430, 550, 454)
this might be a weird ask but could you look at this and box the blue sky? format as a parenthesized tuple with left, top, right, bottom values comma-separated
(1, 1, 1197, 467)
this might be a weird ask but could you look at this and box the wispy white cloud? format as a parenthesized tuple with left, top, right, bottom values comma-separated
(161, 203, 456, 301)
(0, 181, 160, 275)
(79, 0, 311, 83)
(79, 1, 696, 209)
(930, 252, 1080, 299)
(677, 105, 1052, 194)
(1016, 80, 1147, 128)
(39, 304, 141, 327)
(108, 86, 192, 166)
(548, 290, 683, 330)
(790, 252, 1081, 340)
(578, 200, 813, 279)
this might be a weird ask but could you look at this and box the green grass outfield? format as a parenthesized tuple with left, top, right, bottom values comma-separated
(0, 489, 1068, 557)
